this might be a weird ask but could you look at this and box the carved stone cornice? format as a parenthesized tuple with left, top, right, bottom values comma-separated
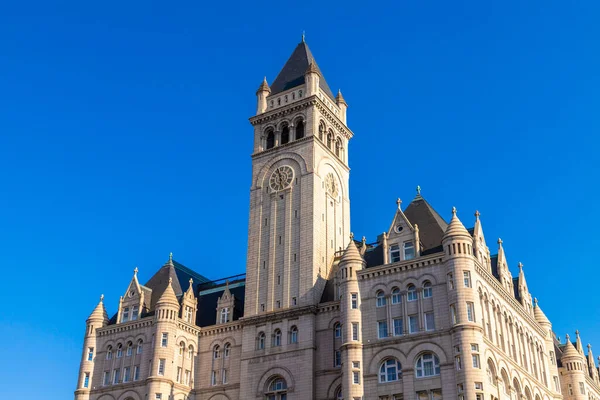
(358, 254, 444, 281)
(97, 318, 153, 336)
(240, 305, 318, 326)
(249, 99, 314, 126)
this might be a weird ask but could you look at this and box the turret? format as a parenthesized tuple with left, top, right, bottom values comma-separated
(338, 235, 365, 400)
(533, 298, 561, 395)
(181, 278, 197, 325)
(517, 263, 533, 313)
(587, 344, 598, 383)
(496, 239, 513, 293)
(472, 210, 491, 271)
(304, 60, 320, 96)
(256, 77, 270, 114)
(561, 333, 588, 400)
(75, 294, 108, 400)
(336, 89, 347, 124)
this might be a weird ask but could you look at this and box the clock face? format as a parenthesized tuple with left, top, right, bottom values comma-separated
(269, 166, 294, 191)
(325, 173, 338, 197)
(395, 225, 403, 233)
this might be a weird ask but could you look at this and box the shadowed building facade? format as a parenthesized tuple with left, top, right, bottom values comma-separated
(75, 39, 599, 400)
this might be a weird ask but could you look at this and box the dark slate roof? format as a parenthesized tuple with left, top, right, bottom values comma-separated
(490, 255, 499, 279)
(512, 277, 521, 301)
(196, 275, 246, 327)
(404, 195, 448, 252)
(364, 244, 384, 268)
(270, 41, 336, 100)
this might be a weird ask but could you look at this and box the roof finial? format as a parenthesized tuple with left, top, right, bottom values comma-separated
(362, 236, 366, 245)
(534, 297, 538, 304)
(588, 343, 592, 349)
(497, 238, 503, 245)
(518, 262, 523, 270)
(169, 252, 173, 261)
(416, 185, 421, 195)
(168, 277, 173, 284)
(566, 333, 571, 341)
(100, 294, 104, 302)
(133, 267, 138, 275)
(350, 232, 354, 240)
(189, 278, 193, 286)
(302, 31, 305, 42)
(475, 210, 480, 219)
(452, 206, 457, 215)
(396, 198, 402, 208)
(576, 329, 580, 336)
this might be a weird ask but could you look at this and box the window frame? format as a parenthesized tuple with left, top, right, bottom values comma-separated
(415, 352, 441, 378)
(379, 358, 402, 383)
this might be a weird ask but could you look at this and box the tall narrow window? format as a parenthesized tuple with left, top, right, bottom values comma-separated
(222, 368, 227, 384)
(126, 342, 132, 356)
(409, 315, 418, 333)
(281, 125, 290, 144)
(224, 342, 231, 357)
(266, 130, 275, 149)
(103, 371, 110, 386)
(273, 329, 282, 346)
(213, 345, 220, 359)
(335, 350, 341, 367)
(352, 323, 359, 341)
(319, 122, 325, 141)
(161, 333, 168, 347)
(425, 312, 435, 331)
(448, 273, 454, 289)
(391, 287, 401, 304)
(334, 323, 342, 338)
(176, 367, 181, 383)
(122, 307, 129, 323)
(158, 359, 165, 376)
(132, 305, 139, 320)
(113, 368, 120, 384)
(137, 340, 143, 354)
(407, 284, 417, 301)
(390, 244, 401, 263)
(404, 241, 415, 260)
(467, 302, 475, 322)
(464, 271, 472, 288)
(123, 366, 131, 382)
(378, 320, 389, 338)
(351, 293, 358, 309)
(220, 307, 230, 324)
(211, 370, 217, 386)
(185, 370, 191, 386)
(335, 139, 341, 157)
(376, 290, 386, 307)
(423, 281, 432, 298)
(258, 332, 266, 350)
(116, 344, 123, 358)
(393, 318, 403, 336)
(83, 372, 90, 388)
(296, 120, 304, 139)
(327, 132, 333, 149)
(133, 365, 140, 381)
(87, 347, 94, 361)
(451, 304, 457, 324)
(290, 326, 298, 344)
(188, 345, 194, 359)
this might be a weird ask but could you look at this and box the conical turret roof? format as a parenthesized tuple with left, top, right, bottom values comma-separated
(88, 294, 109, 322)
(533, 298, 550, 325)
(256, 77, 270, 94)
(336, 89, 347, 105)
(563, 334, 581, 358)
(157, 277, 179, 307)
(340, 235, 364, 265)
(443, 207, 470, 239)
(576, 330, 585, 355)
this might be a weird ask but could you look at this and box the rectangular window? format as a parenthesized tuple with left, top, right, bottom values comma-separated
(292, 297, 297, 305)
(352, 361, 360, 369)
(185, 370, 191, 385)
(390, 244, 401, 263)
(161, 333, 168, 347)
(222, 368, 227, 384)
(122, 307, 129, 322)
(457, 384, 464, 393)
(126, 345, 132, 357)
(113, 368, 120, 384)
(554, 376, 560, 391)
(87, 347, 94, 361)
(568, 384, 573, 395)
(353, 371, 360, 384)
(448, 273, 454, 289)
(155, 395, 162, 400)
(351, 293, 358, 309)
(352, 323, 359, 341)
(176, 367, 182, 383)
(425, 312, 435, 331)
(550, 351, 556, 365)
(378, 321, 388, 338)
(335, 350, 341, 367)
(472, 354, 480, 368)
(580, 382, 585, 394)
(123, 366, 131, 382)
(467, 302, 475, 322)
(137, 342, 143, 354)
(475, 382, 483, 390)
(404, 241, 415, 260)
(455, 356, 462, 370)
(476, 394, 483, 400)
(463, 271, 471, 288)
(103, 371, 110, 386)
(132, 305, 139, 320)
(158, 359, 165, 376)
(471, 344, 479, 352)
(393, 318, 403, 336)
(451, 304, 457, 324)
(211, 370, 217, 386)
(134, 365, 140, 381)
(83, 372, 90, 388)
(409, 315, 418, 334)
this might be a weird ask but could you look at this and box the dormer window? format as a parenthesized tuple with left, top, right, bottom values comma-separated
(390, 244, 401, 263)
(122, 307, 129, 323)
(132, 305, 139, 321)
(298, 89, 303, 98)
(404, 241, 415, 260)
(220, 307, 230, 324)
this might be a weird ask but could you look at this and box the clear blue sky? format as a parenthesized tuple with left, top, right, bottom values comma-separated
(0, 1, 599, 398)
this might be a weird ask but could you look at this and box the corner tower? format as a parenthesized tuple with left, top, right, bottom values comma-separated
(245, 39, 353, 316)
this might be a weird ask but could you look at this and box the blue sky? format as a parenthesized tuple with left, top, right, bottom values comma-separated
(1, 1, 599, 398)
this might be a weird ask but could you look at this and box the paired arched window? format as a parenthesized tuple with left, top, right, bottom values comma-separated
(281, 124, 290, 145)
(379, 358, 402, 382)
(273, 329, 282, 347)
(126, 341, 133, 356)
(423, 281, 432, 298)
(295, 120, 304, 140)
(327, 131, 333, 149)
(188, 345, 194, 359)
(266, 130, 275, 150)
(391, 287, 401, 304)
(257, 332, 266, 350)
(407, 284, 417, 301)
(213, 345, 220, 359)
(334, 322, 342, 338)
(106, 345, 113, 360)
(179, 341, 185, 356)
(335, 138, 342, 157)
(266, 377, 287, 400)
(224, 342, 231, 357)
(415, 352, 441, 377)
(289, 326, 298, 344)
(376, 290, 386, 307)
(319, 122, 325, 141)
(116, 343, 123, 358)
(136, 339, 143, 354)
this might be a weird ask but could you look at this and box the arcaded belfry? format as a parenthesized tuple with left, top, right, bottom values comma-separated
(75, 37, 599, 400)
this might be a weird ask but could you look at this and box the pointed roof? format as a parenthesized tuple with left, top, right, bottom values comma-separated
(576, 330, 585, 355)
(88, 294, 109, 322)
(588, 344, 596, 369)
(256, 76, 270, 94)
(157, 277, 179, 307)
(270, 41, 335, 100)
(533, 298, 550, 325)
(497, 238, 507, 269)
(403, 190, 448, 251)
(563, 334, 580, 358)
(336, 89, 347, 105)
(340, 235, 364, 265)
(443, 207, 471, 240)
(518, 262, 528, 292)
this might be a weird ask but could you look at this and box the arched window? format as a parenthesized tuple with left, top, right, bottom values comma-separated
(334, 323, 342, 338)
(487, 358, 497, 386)
(179, 341, 185, 356)
(335, 386, 343, 400)
(407, 284, 417, 301)
(327, 131, 333, 149)
(290, 326, 298, 344)
(415, 352, 441, 377)
(106, 345, 113, 360)
(258, 332, 266, 350)
(266, 130, 275, 149)
(273, 329, 282, 346)
(266, 377, 287, 400)
(391, 287, 401, 304)
(379, 358, 402, 382)
(423, 281, 432, 298)
(376, 290, 386, 307)
(116, 343, 123, 358)
(213, 345, 220, 359)
(224, 342, 231, 357)
(188, 345, 193, 359)
(319, 122, 325, 141)
(126, 341, 133, 356)
(295, 120, 304, 140)
(281, 124, 290, 145)
(335, 138, 341, 157)
(136, 340, 143, 354)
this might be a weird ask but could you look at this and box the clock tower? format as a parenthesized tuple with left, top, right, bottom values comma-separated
(244, 39, 353, 317)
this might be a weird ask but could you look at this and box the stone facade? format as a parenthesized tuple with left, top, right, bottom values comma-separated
(75, 39, 600, 400)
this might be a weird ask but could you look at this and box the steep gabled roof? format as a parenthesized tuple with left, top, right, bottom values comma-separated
(404, 195, 448, 251)
(270, 41, 335, 100)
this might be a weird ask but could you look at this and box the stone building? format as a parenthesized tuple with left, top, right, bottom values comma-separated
(74, 38, 600, 400)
